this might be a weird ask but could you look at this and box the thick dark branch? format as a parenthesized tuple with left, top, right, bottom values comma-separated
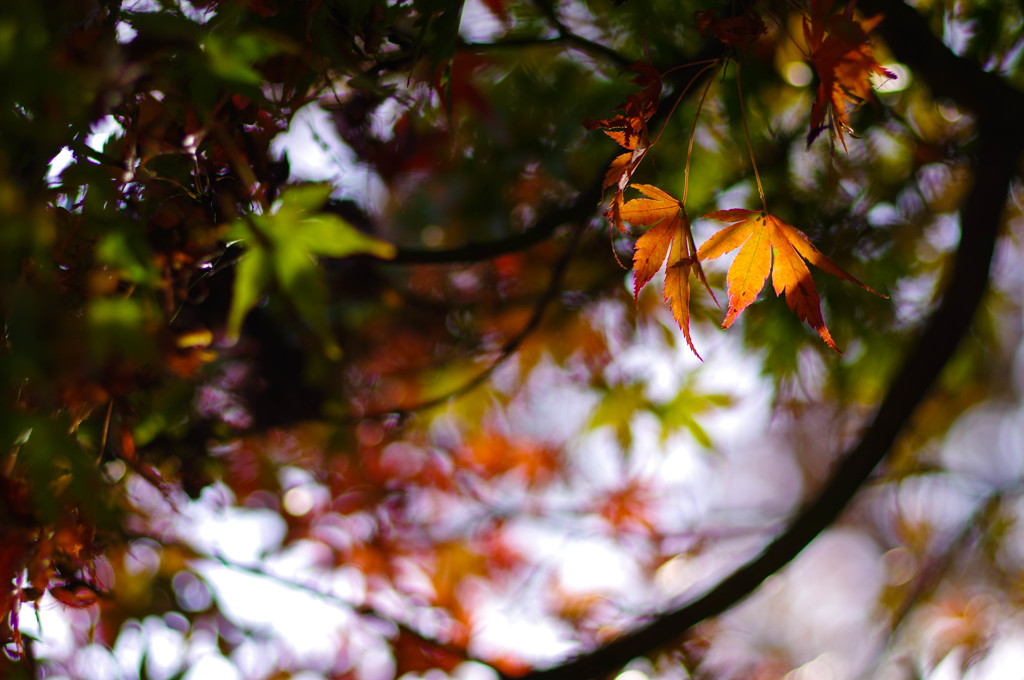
(505, 2, 1024, 678)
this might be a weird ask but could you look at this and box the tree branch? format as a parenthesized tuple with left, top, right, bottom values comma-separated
(388, 186, 601, 265)
(194, 549, 477, 665)
(503, 2, 1024, 678)
(459, 34, 634, 71)
(367, 219, 587, 419)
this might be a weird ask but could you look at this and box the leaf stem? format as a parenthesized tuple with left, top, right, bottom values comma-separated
(735, 61, 768, 212)
(679, 60, 723, 205)
(660, 58, 721, 79)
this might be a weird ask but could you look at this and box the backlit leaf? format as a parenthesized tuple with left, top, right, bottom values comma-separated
(622, 185, 714, 358)
(698, 209, 883, 352)
(226, 244, 272, 344)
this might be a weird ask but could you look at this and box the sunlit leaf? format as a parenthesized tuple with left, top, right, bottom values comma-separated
(699, 210, 883, 352)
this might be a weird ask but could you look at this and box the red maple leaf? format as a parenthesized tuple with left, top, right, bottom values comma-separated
(804, 0, 895, 148)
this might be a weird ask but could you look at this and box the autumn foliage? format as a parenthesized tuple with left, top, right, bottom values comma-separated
(2, 0, 1022, 679)
(587, 2, 890, 355)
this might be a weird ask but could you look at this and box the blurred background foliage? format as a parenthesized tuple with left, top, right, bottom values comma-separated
(2, 0, 1024, 678)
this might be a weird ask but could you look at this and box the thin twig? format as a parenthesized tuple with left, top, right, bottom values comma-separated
(193, 549, 476, 663)
(461, 34, 633, 70)
(365, 219, 588, 419)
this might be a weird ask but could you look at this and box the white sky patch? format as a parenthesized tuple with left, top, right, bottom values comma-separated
(46, 115, 123, 185)
(785, 62, 813, 88)
(270, 101, 386, 207)
(182, 654, 241, 680)
(46, 148, 74, 184)
(117, 19, 138, 43)
(16, 594, 79, 661)
(182, 502, 287, 564)
(140, 616, 189, 680)
(193, 561, 354, 664)
(554, 539, 643, 594)
(460, 0, 506, 43)
(469, 594, 578, 665)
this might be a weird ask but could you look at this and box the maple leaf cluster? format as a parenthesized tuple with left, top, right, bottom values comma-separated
(804, 0, 896, 148)
(623, 185, 714, 358)
(587, 1, 889, 357)
(584, 61, 662, 235)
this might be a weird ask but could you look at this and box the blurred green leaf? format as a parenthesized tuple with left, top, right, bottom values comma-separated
(226, 185, 394, 354)
(226, 240, 272, 344)
(204, 32, 282, 85)
(87, 298, 154, 362)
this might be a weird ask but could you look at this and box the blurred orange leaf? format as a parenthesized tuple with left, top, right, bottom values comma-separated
(50, 582, 102, 609)
(393, 629, 464, 676)
(598, 479, 655, 535)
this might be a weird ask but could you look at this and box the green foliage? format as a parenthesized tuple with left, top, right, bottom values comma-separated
(226, 184, 395, 354)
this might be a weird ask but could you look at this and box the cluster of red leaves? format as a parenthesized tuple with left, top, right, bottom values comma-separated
(589, 1, 889, 356)
(1, 1, 336, 655)
(1, 475, 105, 654)
(597, 478, 656, 535)
(457, 430, 561, 484)
(804, 0, 896, 148)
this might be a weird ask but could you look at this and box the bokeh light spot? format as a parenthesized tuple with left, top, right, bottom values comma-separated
(615, 670, 649, 680)
(875, 63, 910, 92)
(283, 486, 315, 516)
(785, 62, 813, 87)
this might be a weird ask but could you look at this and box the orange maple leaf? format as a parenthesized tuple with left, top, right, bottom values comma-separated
(697, 209, 882, 352)
(585, 62, 662, 233)
(621, 185, 715, 358)
(803, 0, 894, 148)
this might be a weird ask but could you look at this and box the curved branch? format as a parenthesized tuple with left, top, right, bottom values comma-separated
(459, 34, 634, 71)
(503, 2, 1024, 678)
(388, 185, 601, 265)
(367, 219, 587, 418)
(193, 549, 476, 665)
